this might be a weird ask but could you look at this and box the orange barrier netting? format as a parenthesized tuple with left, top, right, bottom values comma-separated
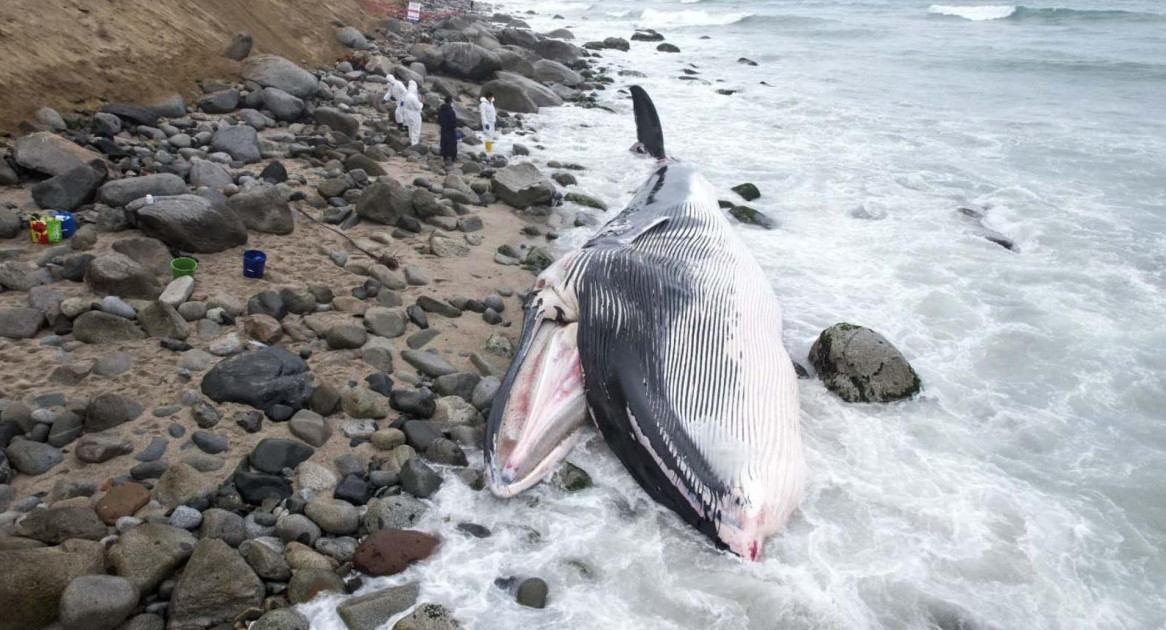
(359, 0, 466, 20)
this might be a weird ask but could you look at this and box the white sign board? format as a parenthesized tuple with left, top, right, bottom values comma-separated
(407, 2, 421, 22)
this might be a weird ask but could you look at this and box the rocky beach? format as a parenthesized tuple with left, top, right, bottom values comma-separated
(0, 1, 931, 629)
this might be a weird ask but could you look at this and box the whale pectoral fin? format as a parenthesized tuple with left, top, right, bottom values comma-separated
(582, 344, 727, 547)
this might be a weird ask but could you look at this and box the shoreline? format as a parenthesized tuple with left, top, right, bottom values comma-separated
(0, 2, 636, 628)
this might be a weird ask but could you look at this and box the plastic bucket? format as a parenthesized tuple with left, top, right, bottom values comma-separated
(54, 212, 76, 238)
(171, 257, 198, 279)
(243, 250, 266, 279)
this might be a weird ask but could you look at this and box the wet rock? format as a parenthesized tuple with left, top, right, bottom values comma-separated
(400, 459, 442, 498)
(517, 577, 548, 608)
(251, 608, 309, 630)
(729, 205, 775, 229)
(809, 323, 921, 403)
(362, 495, 425, 532)
(393, 603, 459, 630)
(337, 582, 420, 630)
(334, 474, 370, 505)
(167, 539, 264, 629)
(731, 182, 761, 202)
(425, 438, 467, 467)
(288, 567, 346, 604)
(352, 529, 440, 577)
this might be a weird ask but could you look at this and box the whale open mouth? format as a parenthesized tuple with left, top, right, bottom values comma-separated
(485, 311, 587, 497)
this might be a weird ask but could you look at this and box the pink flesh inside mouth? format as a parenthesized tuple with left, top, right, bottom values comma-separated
(491, 322, 587, 494)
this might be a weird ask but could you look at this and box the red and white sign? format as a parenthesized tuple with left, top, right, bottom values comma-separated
(407, 2, 422, 22)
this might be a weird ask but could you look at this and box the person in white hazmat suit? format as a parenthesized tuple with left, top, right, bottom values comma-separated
(382, 77, 408, 130)
(479, 91, 497, 152)
(402, 81, 424, 146)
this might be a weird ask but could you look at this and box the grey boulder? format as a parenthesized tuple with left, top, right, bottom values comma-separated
(211, 124, 261, 163)
(242, 54, 319, 99)
(226, 185, 293, 234)
(13, 132, 104, 177)
(492, 162, 556, 209)
(58, 574, 139, 630)
(441, 42, 502, 80)
(96, 173, 188, 207)
(31, 161, 107, 211)
(261, 87, 305, 122)
(200, 347, 314, 415)
(808, 323, 922, 403)
(85, 253, 161, 299)
(132, 193, 248, 253)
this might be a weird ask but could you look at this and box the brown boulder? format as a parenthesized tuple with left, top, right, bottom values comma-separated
(0, 539, 105, 630)
(243, 314, 284, 345)
(95, 482, 151, 525)
(352, 529, 439, 577)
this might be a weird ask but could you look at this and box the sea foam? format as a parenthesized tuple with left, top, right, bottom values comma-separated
(928, 4, 1017, 21)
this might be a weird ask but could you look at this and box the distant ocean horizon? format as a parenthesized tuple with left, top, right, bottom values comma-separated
(308, 1, 1166, 627)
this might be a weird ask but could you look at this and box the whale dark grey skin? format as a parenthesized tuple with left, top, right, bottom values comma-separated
(484, 86, 806, 560)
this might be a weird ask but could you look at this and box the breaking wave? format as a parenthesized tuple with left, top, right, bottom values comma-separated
(929, 4, 1164, 22)
(635, 8, 753, 28)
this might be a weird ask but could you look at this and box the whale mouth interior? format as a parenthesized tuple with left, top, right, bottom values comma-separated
(487, 320, 588, 497)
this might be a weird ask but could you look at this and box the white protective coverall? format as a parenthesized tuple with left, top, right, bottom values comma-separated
(402, 81, 424, 146)
(479, 96, 497, 140)
(385, 77, 407, 125)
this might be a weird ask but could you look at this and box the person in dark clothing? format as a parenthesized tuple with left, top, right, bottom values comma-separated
(438, 95, 459, 166)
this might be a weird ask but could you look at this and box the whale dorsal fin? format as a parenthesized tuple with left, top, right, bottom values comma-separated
(631, 86, 666, 160)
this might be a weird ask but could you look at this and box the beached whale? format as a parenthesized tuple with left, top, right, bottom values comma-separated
(484, 86, 805, 560)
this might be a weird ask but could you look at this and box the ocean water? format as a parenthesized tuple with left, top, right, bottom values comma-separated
(303, 2, 1166, 628)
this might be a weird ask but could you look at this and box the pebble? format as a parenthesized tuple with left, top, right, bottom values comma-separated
(169, 505, 203, 529)
(134, 437, 168, 462)
(400, 459, 442, 498)
(456, 522, 491, 538)
(483, 309, 502, 325)
(168, 423, 186, 438)
(191, 430, 228, 454)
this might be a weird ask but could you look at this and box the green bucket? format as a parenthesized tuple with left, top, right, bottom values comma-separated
(171, 257, 198, 279)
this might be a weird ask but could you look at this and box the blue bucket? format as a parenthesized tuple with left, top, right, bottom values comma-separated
(243, 250, 266, 279)
(54, 212, 76, 238)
